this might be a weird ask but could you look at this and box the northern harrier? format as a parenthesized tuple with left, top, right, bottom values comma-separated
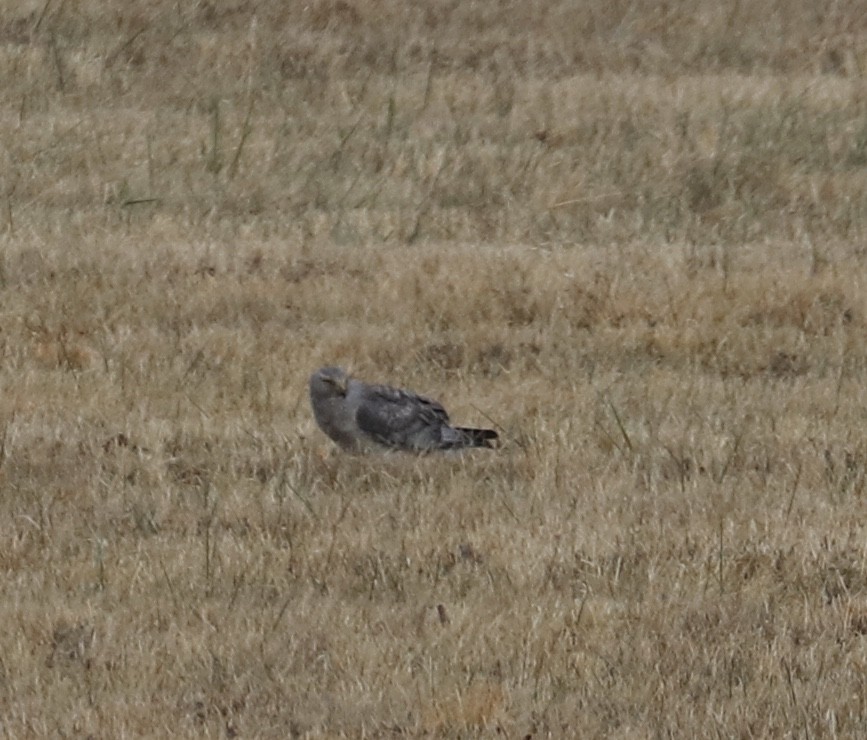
(309, 366, 498, 453)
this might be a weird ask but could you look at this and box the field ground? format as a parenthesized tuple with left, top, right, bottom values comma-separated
(2, 1, 867, 737)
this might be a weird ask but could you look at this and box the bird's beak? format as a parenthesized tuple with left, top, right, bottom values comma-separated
(326, 375, 348, 396)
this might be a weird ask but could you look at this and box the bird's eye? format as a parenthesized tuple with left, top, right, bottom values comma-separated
(323, 376, 345, 393)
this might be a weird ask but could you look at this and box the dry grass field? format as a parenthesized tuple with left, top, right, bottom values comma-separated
(2, 0, 867, 736)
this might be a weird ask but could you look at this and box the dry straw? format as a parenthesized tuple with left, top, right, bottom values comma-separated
(1, 0, 866, 735)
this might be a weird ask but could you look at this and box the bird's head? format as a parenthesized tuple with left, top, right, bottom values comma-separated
(311, 366, 350, 397)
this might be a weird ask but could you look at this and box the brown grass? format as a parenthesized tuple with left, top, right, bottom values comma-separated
(2, 1, 867, 736)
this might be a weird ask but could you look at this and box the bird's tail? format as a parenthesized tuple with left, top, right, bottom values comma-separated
(452, 427, 499, 449)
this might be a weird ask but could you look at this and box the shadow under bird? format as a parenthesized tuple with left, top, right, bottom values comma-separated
(309, 366, 499, 453)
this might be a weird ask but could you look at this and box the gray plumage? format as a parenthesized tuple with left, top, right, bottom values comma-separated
(309, 366, 498, 453)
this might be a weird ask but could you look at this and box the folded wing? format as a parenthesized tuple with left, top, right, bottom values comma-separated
(355, 384, 454, 451)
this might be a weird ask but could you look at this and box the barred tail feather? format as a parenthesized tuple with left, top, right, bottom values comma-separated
(453, 427, 498, 449)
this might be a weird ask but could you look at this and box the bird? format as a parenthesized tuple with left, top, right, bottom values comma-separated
(309, 366, 499, 453)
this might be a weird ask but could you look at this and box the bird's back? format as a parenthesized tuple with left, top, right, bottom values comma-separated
(353, 382, 496, 451)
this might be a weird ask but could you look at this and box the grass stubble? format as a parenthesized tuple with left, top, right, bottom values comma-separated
(2, 0, 867, 736)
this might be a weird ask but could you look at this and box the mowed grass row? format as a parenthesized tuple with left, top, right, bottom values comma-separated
(2, 0, 867, 736)
(3, 2, 867, 246)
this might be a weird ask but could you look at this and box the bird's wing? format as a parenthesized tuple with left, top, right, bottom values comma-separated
(355, 383, 449, 450)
